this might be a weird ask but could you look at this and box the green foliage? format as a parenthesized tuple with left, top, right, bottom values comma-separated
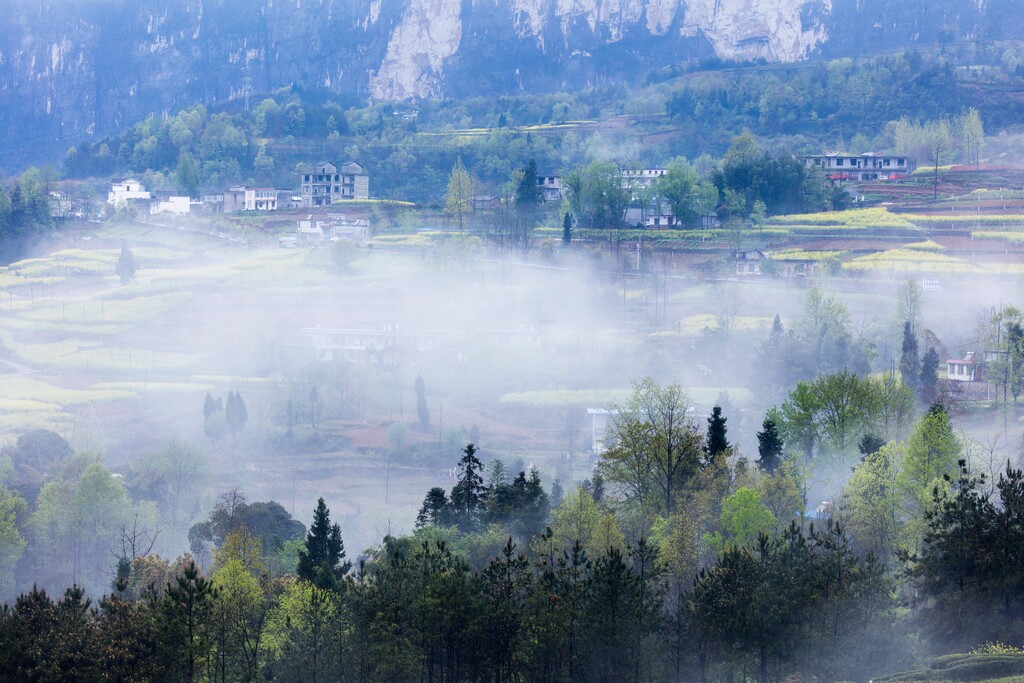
(449, 444, 487, 532)
(28, 457, 137, 591)
(901, 321, 921, 394)
(296, 497, 350, 591)
(128, 438, 207, 531)
(842, 443, 907, 563)
(907, 459, 1024, 653)
(266, 579, 342, 681)
(174, 151, 200, 197)
(444, 156, 475, 231)
(564, 160, 630, 229)
(756, 287, 873, 403)
(188, 490, 304, 572)
(655, 156, 717, 225)
(550, 486, 624, 560)
(756, 417, 784, 473)
(485, 467, 549, 538)
(0, 169, 53, 261)
(160, 560, 215, 682)
(778, 370, 907, 463)
(600, 378, 705, 515)
(876, 652, 1024, 682)
(693, 520, 898, 683)
(705, 404, 729, 457)
(715, 132, 814, 216)
(705, 487, 776, 553)
(921, 346, 941, 404)
(901, 404, 961, 509)
(972, 641, 1024, 655)
(0, 487, 27, 600)
(757, 455, 805, 532)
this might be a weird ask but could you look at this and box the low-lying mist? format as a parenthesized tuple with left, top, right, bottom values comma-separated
(0, 217, 1021, 602)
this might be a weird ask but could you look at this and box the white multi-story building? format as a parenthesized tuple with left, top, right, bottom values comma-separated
(107, 179, 151, 207)
(224, 186, 278, 212)
(802, 153, 914, 181)
(537, 175, 563, 202)
(300, 162, 369, 207)
(621, 168, 667, 191)
(150, 195, 191, 215)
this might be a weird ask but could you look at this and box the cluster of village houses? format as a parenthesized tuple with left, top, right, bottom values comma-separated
(97, 153, 922, 275)
(106, 161, 371, 216)
(104, 153, 913, 226)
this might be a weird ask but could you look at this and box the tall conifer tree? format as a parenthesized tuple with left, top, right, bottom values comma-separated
(297, 498, 350, 591)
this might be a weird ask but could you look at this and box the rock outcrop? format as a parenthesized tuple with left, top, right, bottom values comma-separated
(1, 0, 1021, 170)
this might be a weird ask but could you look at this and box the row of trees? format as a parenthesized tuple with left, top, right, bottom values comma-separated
(664, 52, 1005, 159)
(0, 495, 338, 682)
(774, 370, 916, 460)
(417, 445, 550, 538)
(755, 286, 874, 401)
(203, 391, 249, 444)
(893, 107, 985, 196)
(558, 135, 824, 233)
(0, 457, 904, 683)
(0, 168, 55, 260)
(58, 49, 1013, 204)
(3, 404, 1003, 682)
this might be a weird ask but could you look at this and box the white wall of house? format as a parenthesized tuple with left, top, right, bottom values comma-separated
(151, 196, 191, 215)
(107, 180, 151, 206)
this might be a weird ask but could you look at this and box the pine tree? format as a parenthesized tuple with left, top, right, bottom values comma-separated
(449, 444, 486, 532)
(116, 243, 136, 285)
(296, 497, 350, 591)
(900, 321, 920, 394)
(175, 151, 201, 198)
(515, 159, 543, 206)
(224, 391, 247, 439)
(858, 433, 886, 458)
(414, 375, 429, 430)
(161, 561, 215, 683)
(920, 346, 940, 404)
(203, 392, 219, 419)
(562, 212, 573, 244)
(416, 487, 449, 528)
(706, 406, 729, 456)
(756, 417, 784, 473)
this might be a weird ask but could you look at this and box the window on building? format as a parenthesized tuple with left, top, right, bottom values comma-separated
(836, 159, 844, 166)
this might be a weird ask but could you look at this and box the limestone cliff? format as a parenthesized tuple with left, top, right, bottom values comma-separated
(2, 0, 1023, 169)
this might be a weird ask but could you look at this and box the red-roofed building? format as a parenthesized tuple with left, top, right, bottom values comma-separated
(946, 352, 982, 382)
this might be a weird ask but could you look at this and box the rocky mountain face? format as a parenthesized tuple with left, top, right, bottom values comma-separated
(1, 0, 1023, 170)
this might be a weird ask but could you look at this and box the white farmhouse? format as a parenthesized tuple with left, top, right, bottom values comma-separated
(107, 178, 151, 207)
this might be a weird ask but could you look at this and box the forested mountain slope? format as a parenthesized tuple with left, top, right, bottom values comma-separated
(3, 0, 1024, 171)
